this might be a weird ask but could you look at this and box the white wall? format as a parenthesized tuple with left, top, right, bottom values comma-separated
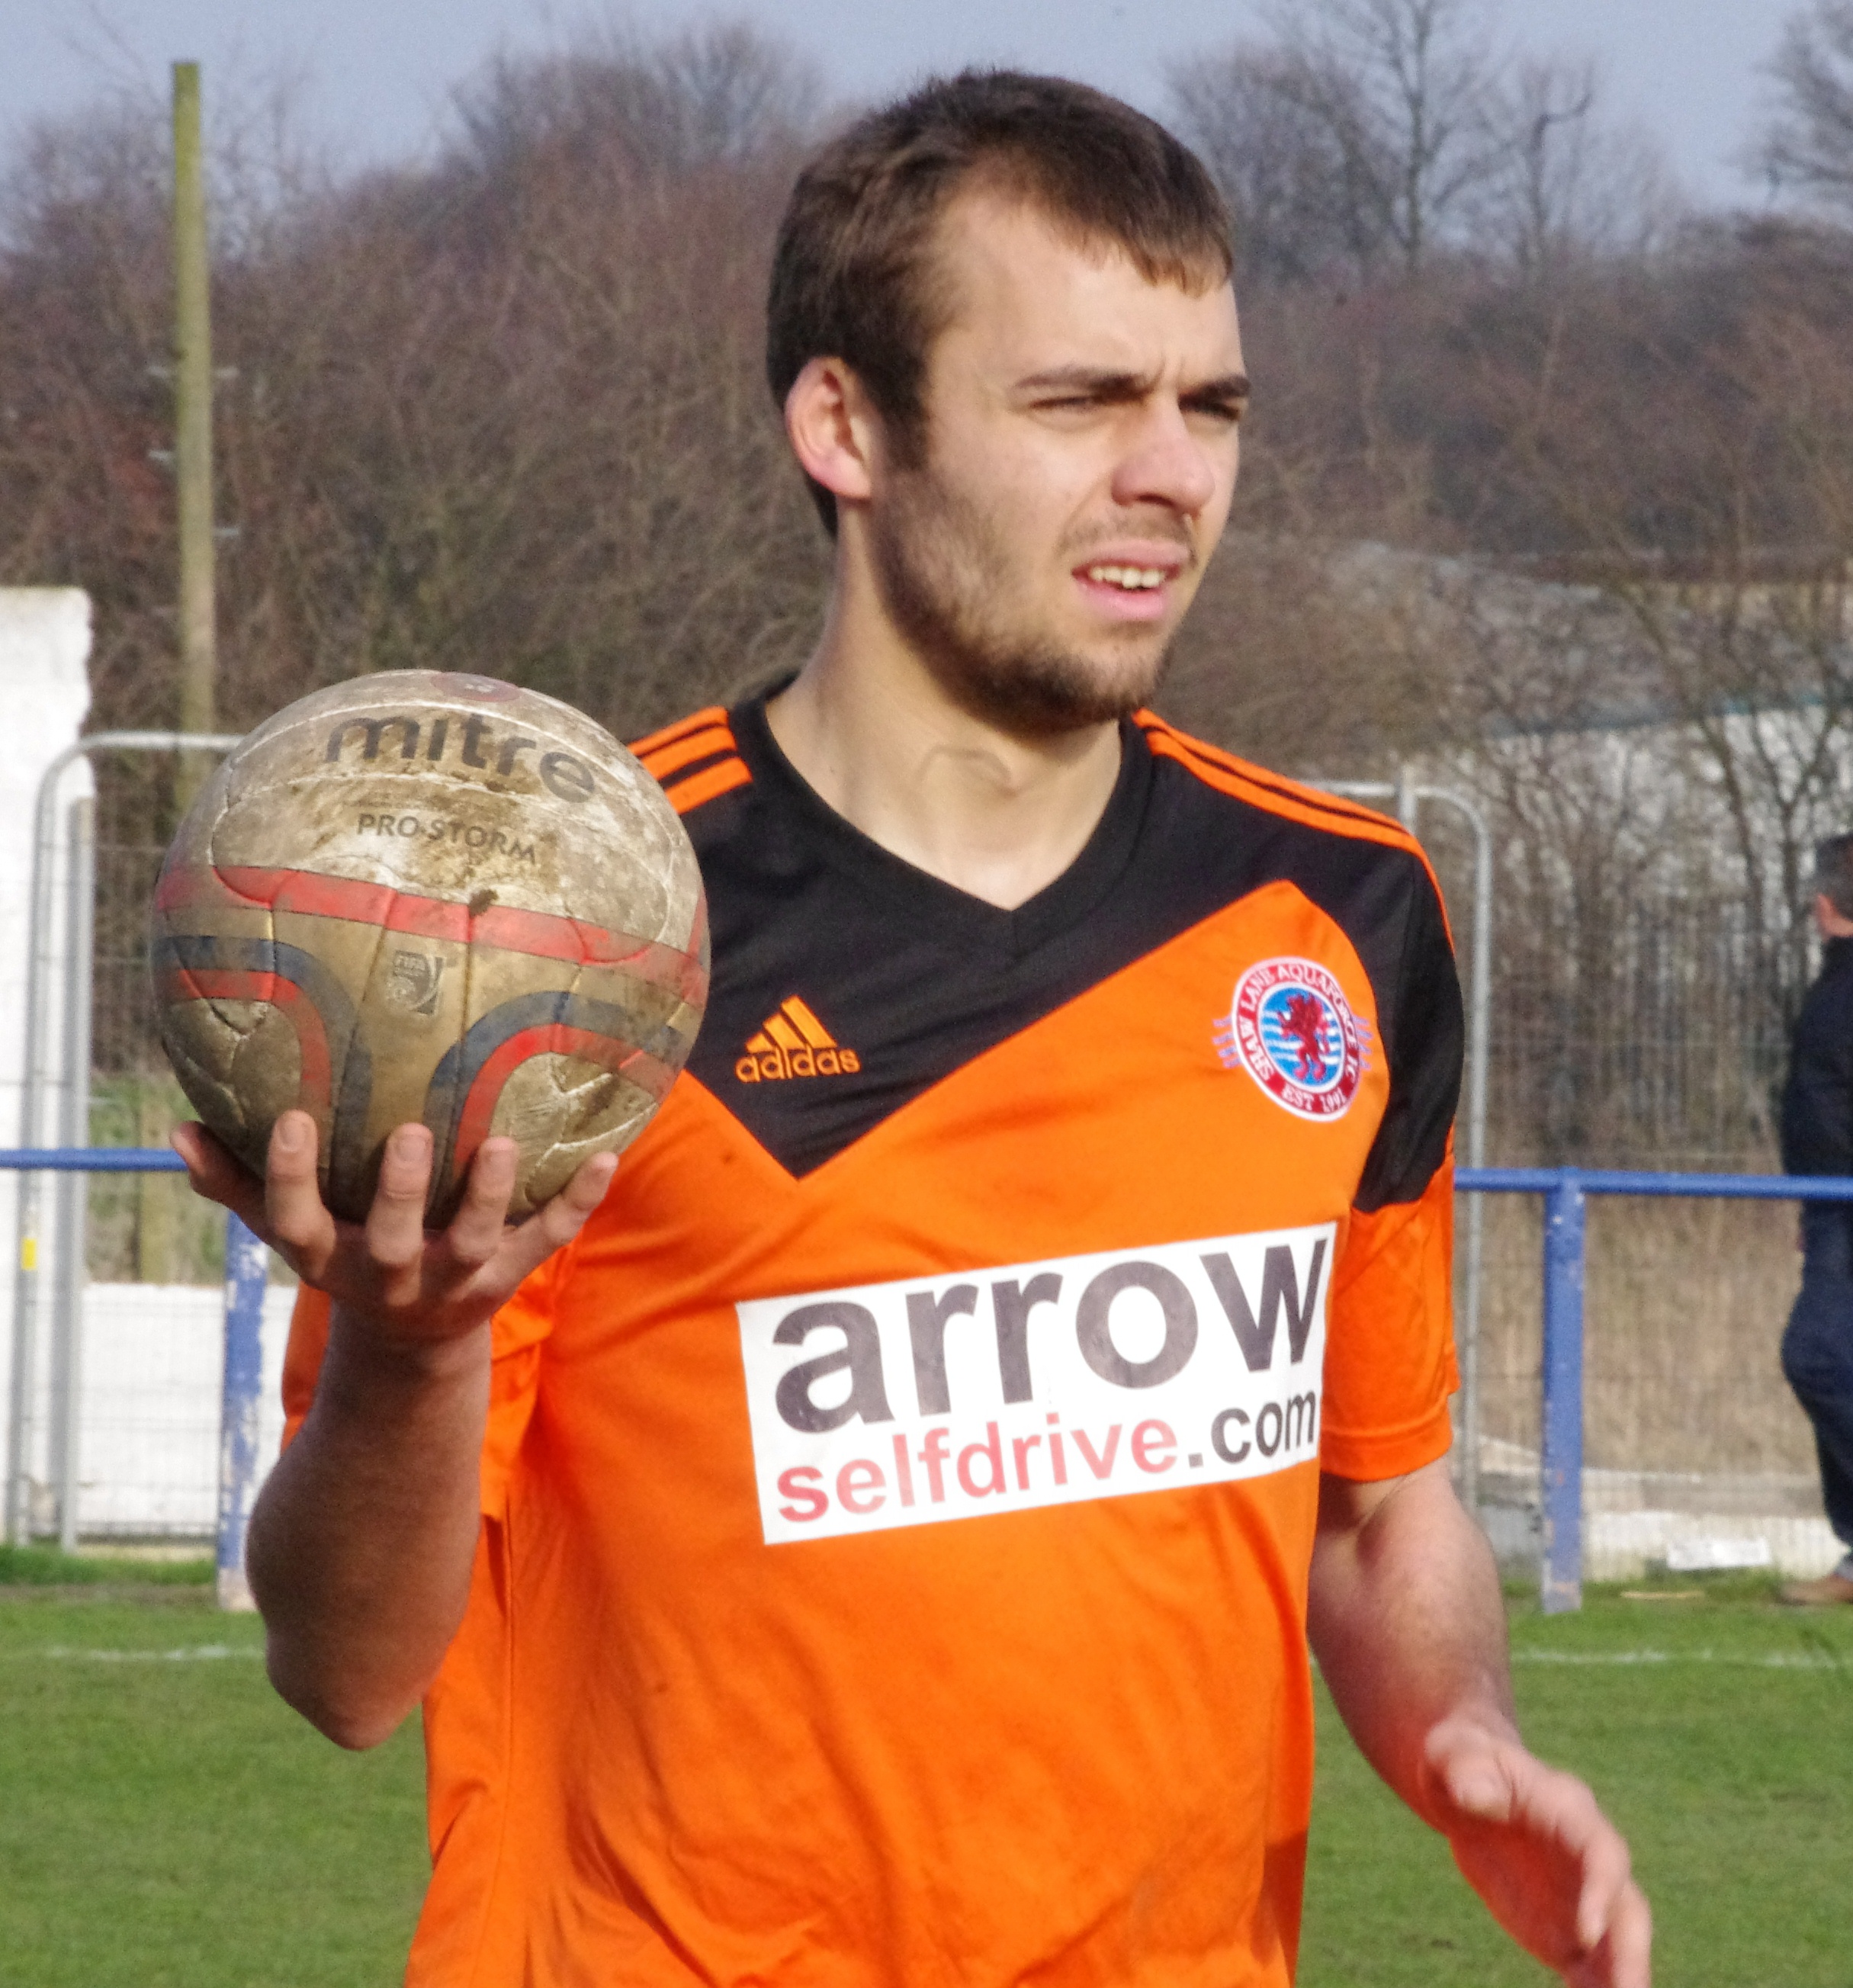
(0, 589, 93, 1521)
(72, 1283, 296, 1537)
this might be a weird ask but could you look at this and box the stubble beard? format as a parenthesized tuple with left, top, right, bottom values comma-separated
(869, 460, 1179, 738)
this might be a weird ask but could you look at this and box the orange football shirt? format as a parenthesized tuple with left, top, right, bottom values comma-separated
(284, 700, 1461, 1986)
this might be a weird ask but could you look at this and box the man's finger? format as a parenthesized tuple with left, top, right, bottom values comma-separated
(538, 1151, 618, 1243)
(265, 1110, 336, 1271)
(171, 1122, 269, 1234)
(1604, 1882, 1652, 1988)
(445, 1137, 519, 1270)
(365, 1123, 436, 1273)
(1574, 1823, 1635, 1953)
(505, 1151, 618, 1275)
(1566, 1882, 1652, 1988)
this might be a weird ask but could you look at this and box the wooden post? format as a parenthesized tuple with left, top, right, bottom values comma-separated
(135, 1081, 175, 1285)
(172, 61, 217, 813)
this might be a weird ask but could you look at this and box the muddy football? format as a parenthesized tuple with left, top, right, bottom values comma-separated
(151, 670, 708, 1224)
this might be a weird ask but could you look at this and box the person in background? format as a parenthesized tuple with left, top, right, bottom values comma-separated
(1779, 833, 1853, 1605)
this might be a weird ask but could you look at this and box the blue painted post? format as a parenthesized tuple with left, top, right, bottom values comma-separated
(1540, 1171, 1586, 1614)
(217, 1212, 267, 1612)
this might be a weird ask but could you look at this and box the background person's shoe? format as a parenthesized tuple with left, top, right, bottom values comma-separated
(1777, 1572, 1853, 1606)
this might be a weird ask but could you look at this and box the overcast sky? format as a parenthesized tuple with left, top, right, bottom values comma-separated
(2, 1, 1797, 211)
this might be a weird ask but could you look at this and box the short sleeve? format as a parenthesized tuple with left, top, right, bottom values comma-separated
(279, 1283, 332, 1449)
(277, 1248, 572, 1517)
(1321, 849, 1462, 1481)
(1319, 1147, 1457, 1480)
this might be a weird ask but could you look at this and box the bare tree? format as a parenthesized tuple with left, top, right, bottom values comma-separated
(1263, 0, 1504, 275)
(1176, 26, 1678, 291)
(12, 11, 1853, 1206)
(210, 28, 830, 741)
(0, 21, 833, 779)
(1758, 0, 1853, 211)
(1462, 226, 1853, 1047)
(1163, 534, 1457, 774)
(1170, 46, 1395, 285)
(1468, 56, 1680, 278)
(456, 21, 823, 185)
(1495, 55, 1598, 271)
(0, 100, 175, 729)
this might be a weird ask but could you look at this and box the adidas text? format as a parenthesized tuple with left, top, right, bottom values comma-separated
(737, 995, 859, 1082)
(736, 1044, 862, 1082)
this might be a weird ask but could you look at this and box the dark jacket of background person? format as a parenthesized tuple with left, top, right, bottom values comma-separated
(1778, 925, 1853, 1581)
(1782, 938, 1853, 1180)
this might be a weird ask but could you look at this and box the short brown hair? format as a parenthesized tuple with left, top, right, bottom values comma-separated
(766, 70, 1233, 530)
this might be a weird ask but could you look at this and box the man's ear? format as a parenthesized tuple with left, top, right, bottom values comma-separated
(785, 357, 878, 510)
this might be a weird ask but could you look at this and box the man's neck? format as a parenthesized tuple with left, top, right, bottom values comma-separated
(764, 598, 1125, 914)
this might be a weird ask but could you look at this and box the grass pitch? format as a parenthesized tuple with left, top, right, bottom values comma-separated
(1300, 1572, 1853, 1986)
(0, 1576, 426, 1987)
(1, 1563, 1848, 1985)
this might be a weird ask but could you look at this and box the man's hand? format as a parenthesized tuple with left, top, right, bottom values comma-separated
(171, 1107, 618, 1747)
(173, 1107, 617, 1342)
(1423, 1717, 1652, 1988)
(1309, 1462, 1651, 1986)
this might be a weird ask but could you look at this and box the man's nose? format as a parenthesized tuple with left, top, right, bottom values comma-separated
(1109, 402, 1222, 516)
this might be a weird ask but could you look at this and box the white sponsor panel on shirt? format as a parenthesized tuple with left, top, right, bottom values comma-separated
(737, 1224, 1333, 1544)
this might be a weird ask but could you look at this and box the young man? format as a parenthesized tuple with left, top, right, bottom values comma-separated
(178, 72, 1650, 1987)
(1778, 835, 1853, 1606)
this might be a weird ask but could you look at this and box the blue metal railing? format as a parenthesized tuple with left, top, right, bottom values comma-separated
(1459, 1166, 1853, 1614)
(217, 1213, 269, 1610)
(6, 1152, 1852, 1614)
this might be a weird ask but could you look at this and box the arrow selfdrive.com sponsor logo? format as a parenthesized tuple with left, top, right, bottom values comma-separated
(737, 1224, 1332, 1544)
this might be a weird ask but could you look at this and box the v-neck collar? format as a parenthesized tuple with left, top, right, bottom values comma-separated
(729, 694, 1154, 961)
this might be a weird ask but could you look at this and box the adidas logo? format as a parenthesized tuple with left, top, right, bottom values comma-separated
(735, 997, 862, 1084)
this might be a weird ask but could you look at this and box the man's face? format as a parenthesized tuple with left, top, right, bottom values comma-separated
(864, 190, 1248, 735)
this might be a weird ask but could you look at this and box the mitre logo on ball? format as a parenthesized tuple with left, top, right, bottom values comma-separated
(151, 671, 708, 1223)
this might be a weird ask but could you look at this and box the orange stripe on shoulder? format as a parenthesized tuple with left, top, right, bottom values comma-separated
(628, 706, 730, 760)
(639, 723, 735, 781)
(1136, 712, 1418, 849)
(1136, 713, 1451, 927)
(1135, 713, 1400, 833)
(663, 756, 752, 815)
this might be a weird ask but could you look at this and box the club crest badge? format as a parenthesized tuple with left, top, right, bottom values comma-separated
(1215, 957, 1364, 1120)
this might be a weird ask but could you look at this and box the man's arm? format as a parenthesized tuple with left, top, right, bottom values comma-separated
(245, 1307, 489, 1750)
(175, 1110, 615, 1750)
(1781, 978, 1853, 1178)
(1308, 1460, 1651, 1988)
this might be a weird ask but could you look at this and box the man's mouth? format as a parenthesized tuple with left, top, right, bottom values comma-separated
(1081, 564, 1168, 591)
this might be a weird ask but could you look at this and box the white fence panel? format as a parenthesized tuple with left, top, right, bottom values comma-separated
(74, 1282, 294, 1537)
